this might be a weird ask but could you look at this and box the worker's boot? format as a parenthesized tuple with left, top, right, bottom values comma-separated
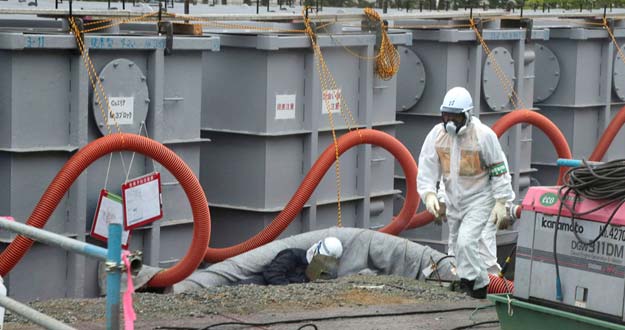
(459, 278, 474, 296)
(470, 285, 487, 299)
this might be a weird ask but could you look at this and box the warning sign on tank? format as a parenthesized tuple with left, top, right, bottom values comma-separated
(108, 96, 134, 125)
(275, 94, 296, 120)
(122, 172, 162, 230)
(322, 89, 342, 114)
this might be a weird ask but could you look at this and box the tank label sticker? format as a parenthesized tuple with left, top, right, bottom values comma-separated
(108, 97, 134, 125)
(275, 94, 296, 120)
(25, 36, 45, 48)
(322, 89, 342, 114)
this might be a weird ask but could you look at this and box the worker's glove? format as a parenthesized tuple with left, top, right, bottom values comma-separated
(433, 201, 447, 225)
(425, 192, 441, 218)
(491, 199, 509, 230)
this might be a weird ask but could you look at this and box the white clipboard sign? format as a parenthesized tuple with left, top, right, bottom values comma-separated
(90, 189, 130, 248)
(122, 172, 163, 230)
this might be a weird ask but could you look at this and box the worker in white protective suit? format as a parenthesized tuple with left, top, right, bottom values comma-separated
(417, 87, 515, 299)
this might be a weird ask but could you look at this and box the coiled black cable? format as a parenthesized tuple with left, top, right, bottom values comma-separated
(552, 159, 625, 301)
(557, 159, 625, 245)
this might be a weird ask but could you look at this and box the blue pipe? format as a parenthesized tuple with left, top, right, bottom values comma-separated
(557, 158, 583, 167)
(106, 223, 122, 330)
(556, 276, 563, 302)
(557, 158, 603, 168)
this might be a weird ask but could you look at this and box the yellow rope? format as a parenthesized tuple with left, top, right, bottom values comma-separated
(70, 17, 124, 144)
(310, 12, 366, 132)
(603, 17, 625, 70)
(364, 8, 400, 80)
(168, 13, 306, 33)
(172, 9, 396, 82)
(392, 23, 472, 29)
(320, 56, 361, 133)
(533, 17, 604, 26)
(310, 11, 363, 136)
(304, 7, 343, 227)
(470, 18, 526, 110)
(83, 17, 118, 27)
(321, 29, 381, 61)
(81, 12, 160, 33)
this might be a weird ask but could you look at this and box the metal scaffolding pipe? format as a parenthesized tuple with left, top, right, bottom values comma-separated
(0, 295, 75, 330)
(0, 218, 123, 330)
(0, 218, 108, 261)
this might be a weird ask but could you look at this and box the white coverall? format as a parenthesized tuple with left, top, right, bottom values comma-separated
(417, 117, 514, 290)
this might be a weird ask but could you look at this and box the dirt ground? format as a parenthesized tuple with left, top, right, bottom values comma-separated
(2, 275, 501, 330)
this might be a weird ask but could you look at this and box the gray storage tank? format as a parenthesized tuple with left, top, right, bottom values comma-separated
(0, 24, 219, 300)
(532, 24, 625, 186)
(200, 24, 411, 247)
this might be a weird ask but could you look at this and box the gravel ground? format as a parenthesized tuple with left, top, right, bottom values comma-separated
(2, 275, 500, 330)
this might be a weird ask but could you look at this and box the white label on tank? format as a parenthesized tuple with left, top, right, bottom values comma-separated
(322, 89, 342, 114)
(275, 94, 296, 120)
(107, 96, 134, 125)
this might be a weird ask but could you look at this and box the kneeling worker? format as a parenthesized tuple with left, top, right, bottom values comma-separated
(263, 237, 343, 285)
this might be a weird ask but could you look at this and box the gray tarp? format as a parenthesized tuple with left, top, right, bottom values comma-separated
(118, 227, 458, 294)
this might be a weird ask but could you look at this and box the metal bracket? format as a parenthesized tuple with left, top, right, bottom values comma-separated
(104, 250, 143, 274)
(375, 20, 387, 55)
(501, 17, 533, 42)
(105, 261, 124, 273)
(520, 18, 533, 42)
(158, 21, 174, 56)
(361, 18, 386, 56)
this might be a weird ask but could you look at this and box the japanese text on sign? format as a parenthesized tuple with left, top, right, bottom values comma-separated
(122, 173, 163, 230)
(322, 89, 342, 114)
(275, 94, 296, 120)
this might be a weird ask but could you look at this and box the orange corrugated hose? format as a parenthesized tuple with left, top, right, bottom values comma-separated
(204, 128, 419, 262)
(491, 110, 572, 185)
(590, 105, 625, 161)
(488, 273, 514, 294)
(404, 109, 573, 230)
(0, 133, 210, 288)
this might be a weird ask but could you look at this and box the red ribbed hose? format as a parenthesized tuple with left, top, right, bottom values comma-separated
(590, 105, 625, 161)
(492, 110, 571, 185)
(204, 129, 419, 262)
(405, 109, 573, 230)
(0, 134, 210, 288)
(488, 273, 514, 294)
(404, 211, 435, 229)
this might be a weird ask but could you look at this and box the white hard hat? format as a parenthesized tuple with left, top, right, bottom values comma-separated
(306, 237, 343, 263)
(440, 87, 474, 114)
